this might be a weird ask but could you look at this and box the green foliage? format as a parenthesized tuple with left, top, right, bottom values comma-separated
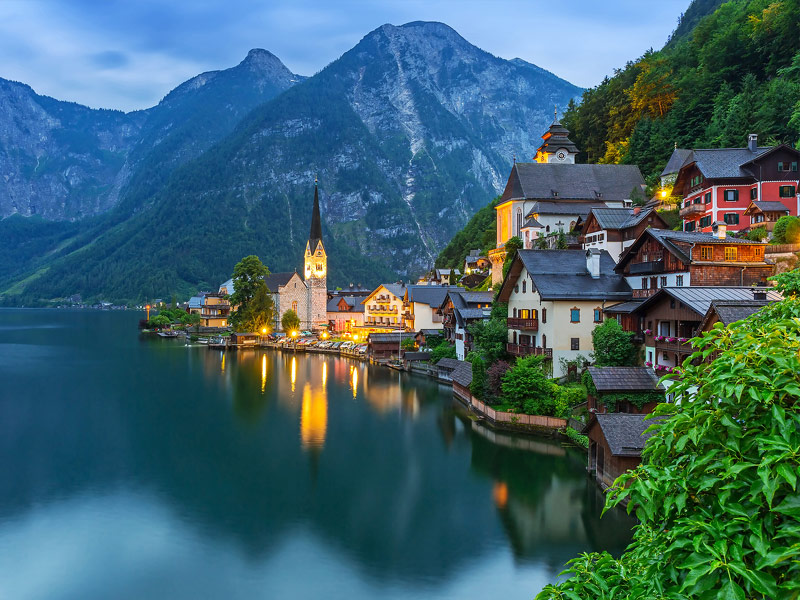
(501, 355, 553, 413)
(147, 314, 171, 328)
(448, 270, 458, 285)
(582, 369, 597, 397)
(772, 215, 800, 244)
(537, 270, 800, 600)
(502, 236, 523, 280)
(467, 315, 508, 365)
(485, 359, 511, 404)
(770, 269, 800, 297)
(236, 285, 275, 333)
(564, 426, 589, 449)
(559, 354, 591, 382)
(592, 319, 639, 366)
(430, 339, 457, 363)
(562, 0, 800, 181)
(180, 312, 201, 327)
(744, 225, 768, 241)
(470, 355, 487, 401)
(657, 209, 682, 231)
(280, 309, 301, 334)
(401, 337, 416, 350)
(598, 390, 664, 412)
(556, 231, 567, 249)
(230, 255, 272, 332)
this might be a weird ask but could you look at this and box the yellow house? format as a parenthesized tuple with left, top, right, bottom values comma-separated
(497, 248, 632, 378)
(361, 284, 406, 332)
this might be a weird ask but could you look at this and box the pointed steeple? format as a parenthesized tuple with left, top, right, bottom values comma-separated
(309, 177, 322, 251)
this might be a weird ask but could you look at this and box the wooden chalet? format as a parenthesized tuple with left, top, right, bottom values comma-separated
(742, 201, 791, 233)
(579, 207, 669, 262)
(586, 367, 664, 414)
(584, 413, 659, 490)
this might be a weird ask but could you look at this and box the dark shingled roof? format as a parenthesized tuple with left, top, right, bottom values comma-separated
(588, 367, 663, 392)
(660, 148, 693, 177)
(529, 201, 606, 216)
(326, 296, 365, 313)
(264, 272, 300, 292)
(691, 147, 771, 179)
(751, 201, 792, 213)
(633, 286, 782, 318)
(513, 249, 631, 301)
(602, 299, 644, 314)
(589, 207, 657, 230)
(522, 216, 543, 229)
(416, 328, 441, 337)
(509, 162, 645, 202)
(451, 360, 473, 388)
(407, 285, 460, 307)
(403, 352, 431, 361)
(588, 413, 660, 457)
(705, 299, 772, 326)
(368, 332, 415, 343)
(436, 358, 461, 370)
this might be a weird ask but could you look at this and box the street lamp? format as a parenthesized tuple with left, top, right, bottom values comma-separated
(291, 329, 299, 352)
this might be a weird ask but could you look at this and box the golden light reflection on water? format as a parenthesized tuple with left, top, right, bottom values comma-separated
(350, 365, 358, 399)
(221, 353, 225, 372)
(322, 361, 327, 388)
(300, 382, 327, 450)
(493, 481, 509, 509)
(291, 356, 296, 393)
(261, 354, 267, 393)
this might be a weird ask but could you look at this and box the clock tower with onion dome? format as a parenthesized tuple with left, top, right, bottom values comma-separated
(534, 107, 579, 164)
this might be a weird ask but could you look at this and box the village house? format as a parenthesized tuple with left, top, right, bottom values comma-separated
(586, 366, 664, 415)
(402, 285, 458, 332)
(361, 284, 406, 331)
(439, 290, 493, 360)
(490, 119, 646, 283)
(584, 413, 659, 490)
(628, 286, 781, 373)
(579, 207, 668, 262)
(742, 201, 791, 235)
(188, 292, 231, 328)
(698, 295, 774, 333)
(664, 134, 800, 233)
(326, 295, 365, 334)
(463, 250, 490, 276)
(614, 225, 772, 299)
(497, 249, 631, 378)
(367, 332, 415, 361)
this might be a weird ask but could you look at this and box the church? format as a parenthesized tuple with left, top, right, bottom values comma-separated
(220, 182, 328, 332)
(489, 115, 646, 284)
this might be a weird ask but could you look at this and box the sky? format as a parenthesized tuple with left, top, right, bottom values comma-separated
(0, 0, 690, 112)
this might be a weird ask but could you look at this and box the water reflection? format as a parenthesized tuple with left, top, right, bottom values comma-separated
(0, 311, 636, 599)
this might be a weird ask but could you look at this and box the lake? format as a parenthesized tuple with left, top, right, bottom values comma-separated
(0, 309, 634, 599)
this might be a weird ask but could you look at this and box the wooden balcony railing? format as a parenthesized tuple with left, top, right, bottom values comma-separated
(679, 204, 706, 218)
(507, 317, 538, 330)
(507, 344, 552, 358)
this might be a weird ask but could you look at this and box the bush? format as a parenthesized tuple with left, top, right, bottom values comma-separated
(553, 385, 587, 418)
(470, 355, 487, 401)
(486, 360, 511, 403)
(744, 226, 767, 241)
(430, 340, 456, 363)
(502, 355, 553, 413)
(772, 215, 799, 244)
(592, 319, 638, 366)
(564, 426, 589, 449)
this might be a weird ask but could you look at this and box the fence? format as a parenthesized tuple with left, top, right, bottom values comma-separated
(467, 395, 567, 429)
(766, 244, 800, 254)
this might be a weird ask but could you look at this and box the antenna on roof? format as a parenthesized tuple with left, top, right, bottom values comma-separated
(554, 105, 558, 122)
(512, 151, 516, 165)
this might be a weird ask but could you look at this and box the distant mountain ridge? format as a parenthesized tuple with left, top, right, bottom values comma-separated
(0, 21, 583, 303)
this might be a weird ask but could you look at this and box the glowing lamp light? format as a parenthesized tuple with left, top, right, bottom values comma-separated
(660, 190, 668, 198)
(261, 327, 267, 334)
(321, 332, 329, 340)
(291, 330, 299, 338)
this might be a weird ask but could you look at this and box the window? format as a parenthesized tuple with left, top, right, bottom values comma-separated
(522, 281, 526, 293)
(779, 185, 796, 198)
(778, 161, 789, 172)
(684, 199, 691, 208)
(542, 334, 547, 348)
(724, 213, 740, 225)
(641, 278, 648, 289)
(704, 192, 712, 204)
(514, 284, 519, 293)
(725, 247, 738, 261)
(542, 308, 547, 323)
(593, 308, 602, 323)
(571, 338, 580, 351)
(754, 246, 763, 259)
(792, 161, 798, 172)
(700, 246, 712, 260)
(292, 301, 298, 312)
(570, 308, 580, 323)
(676, 275, 684, 286)
(699, 216, 712, 228)
(651, 277, 658, 290)
(693, 196, 703, 205)
(750, 188, 758, 200)
(660, 276, 668, 287)
(724, 189, 739, 202)
(684, 221, 696, 232)
(690, 175, 704, 187)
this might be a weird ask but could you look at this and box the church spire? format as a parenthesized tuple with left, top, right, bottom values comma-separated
(309, 177, 322, 249)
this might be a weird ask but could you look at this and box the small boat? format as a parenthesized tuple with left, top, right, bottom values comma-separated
(158, 331, 180, 338)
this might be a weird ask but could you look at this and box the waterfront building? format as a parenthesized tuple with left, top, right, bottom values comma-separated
(326, 295, 365, 334)
(496, 249, 631, 378)
(402, 285, 459, 332)
(219, 182, 328, 332)
(614, 226, 772, 299)
(490, 120, 646, 284)
(584, 413, 659, 491)
(439, 290, 493, 361)
(362, 284, 406, 331)
(665, 134, 800, 234)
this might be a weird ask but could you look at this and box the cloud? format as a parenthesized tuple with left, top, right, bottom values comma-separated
(0, 0, 689, 111)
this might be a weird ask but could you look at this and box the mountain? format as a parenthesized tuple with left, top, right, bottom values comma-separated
(561, 0, 800, 182)
(1, 21, 582, 303)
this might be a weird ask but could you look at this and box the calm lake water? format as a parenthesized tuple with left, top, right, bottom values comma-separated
(0, 309, 634, 599)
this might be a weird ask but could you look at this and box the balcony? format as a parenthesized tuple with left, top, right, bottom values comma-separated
(507, 317, 538, 330)
(507, 344, 552, 359)
(629, 260, 664, 275)
(679, 204, 706, 218)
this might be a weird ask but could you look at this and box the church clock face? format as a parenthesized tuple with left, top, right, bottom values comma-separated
(556, 150, 567, 162)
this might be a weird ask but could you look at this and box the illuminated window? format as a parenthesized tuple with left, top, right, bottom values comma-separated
(725, 247, 738, 261)
(292, 301, 298, 312)
(700, 246, 712, 260)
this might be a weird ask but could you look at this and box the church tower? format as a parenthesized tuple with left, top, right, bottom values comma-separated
(534, 107, 579, 164)
(304, 180, 328, 331)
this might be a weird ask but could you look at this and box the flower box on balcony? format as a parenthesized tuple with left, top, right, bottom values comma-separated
(678, 337, 689, 343)
(667, 337, 677, 343)
(644, 361, 653, 367)
(643, 329, 652, 335)
(654, 335, 665, 342)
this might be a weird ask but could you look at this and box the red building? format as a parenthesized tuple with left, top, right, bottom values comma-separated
(666, 135, 800, 233)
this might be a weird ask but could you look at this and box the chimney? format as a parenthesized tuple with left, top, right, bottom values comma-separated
(586, 249, 601, 279)
(633, 206, 641, 216)
(748, 133, 758, 153)
(712, 221, 727, 239)
(753, 288, 767, 301)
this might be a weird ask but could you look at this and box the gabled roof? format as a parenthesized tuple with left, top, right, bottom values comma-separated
(700, 299, 773, 330)
(451, 360, 473, 388)
(368, 332, 415, 343)
(264, 272, 300, 292)
(660, 148, 693, 177)
(502, 163, 645, 203)
(586, 413, 660, 457)
(690, 147, 771, 179)
(602, 299, 644, 314)
(406, 285, 460, 307)
(632, 286, 782, 318)
(498, 249, 631, 302)
(363, 283, 405, 303)
(522, 216, 543, 229)
(436, 358, 461, 370)
(528, 201, 606, 216)
(587, 207, 661, 231)
(615, 228, 767, 271)
(587, 367, 663, 392)
(326, 296, 365, 313)
(745, 201, 792, 214)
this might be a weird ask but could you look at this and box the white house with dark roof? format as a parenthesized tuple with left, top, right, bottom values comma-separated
(580, 207, 669, 262)
(403, 285, 459, 332)
(439, 290, 493, 360)
(497, 248, 632, 377)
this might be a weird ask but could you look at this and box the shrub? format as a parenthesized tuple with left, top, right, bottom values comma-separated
(772, 215, 799, 244)
(501, 355, 552, 413)
(486, 359, 511, 402)
(592, 319, 638, 366)
(470, 355, 487, 401)
(564, 426, 589, 449)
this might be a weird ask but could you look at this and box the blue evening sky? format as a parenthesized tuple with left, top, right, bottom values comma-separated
(0, 0, 690, 111)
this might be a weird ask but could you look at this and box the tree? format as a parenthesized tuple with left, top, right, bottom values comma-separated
(147, 314, 171, 329)
(556, 231, 568, 249)
(537, 270, 800, 600)
(502, 236, 523, 279)
(401, 337, 416, 351)
(772, 215, 799, 244)
(468, 317, 508, 365)
(486, 360, 511, 402)
(469, 354, 487, 401)
(281, 309, 301, 334)
(245, 285, 275, 334)
(591, 318, 638, 366)
(501, 355, 553, 413)
(230, 255, 271, 331)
